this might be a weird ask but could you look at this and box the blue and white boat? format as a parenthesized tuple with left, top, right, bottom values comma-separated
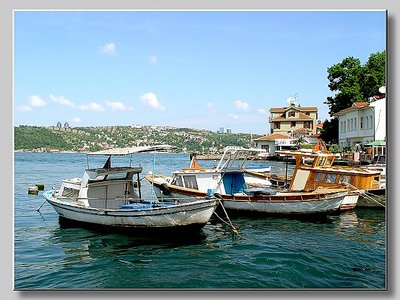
(43, 145, 217, 232)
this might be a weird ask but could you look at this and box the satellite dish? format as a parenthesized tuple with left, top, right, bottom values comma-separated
(286, 94, 297, 105)
(378, 86, 386, 94)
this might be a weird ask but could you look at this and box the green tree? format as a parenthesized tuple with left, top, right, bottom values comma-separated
(321, 51, 385, 145)
(325, 56, 363, 116)
(361, 51, 386, 99)
(319, 118, 338, 145)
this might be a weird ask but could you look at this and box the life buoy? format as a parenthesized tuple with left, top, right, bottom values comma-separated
(160, 183, 171, 195)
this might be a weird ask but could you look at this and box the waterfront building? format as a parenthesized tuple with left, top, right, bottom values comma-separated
(269, 101, 318, 136)
(254, 98, 320, 157)
(334, 88, 386, 150)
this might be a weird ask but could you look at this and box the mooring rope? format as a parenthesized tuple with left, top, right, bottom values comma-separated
(214, 198, 243, 239)
(345, 183, 385, 208)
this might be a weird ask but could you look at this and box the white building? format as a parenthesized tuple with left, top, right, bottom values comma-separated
(335, 94, 386, 149)
(253, 133, 296, 157)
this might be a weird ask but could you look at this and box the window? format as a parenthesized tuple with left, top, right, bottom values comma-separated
(274, 122, 280, 129)
(304, 121, 311, 129)
(62, 187, 79, 198)
(317, 157, 326, 166)
(351, 119, 354, 131)
(172, 176, 183, 187)
(366, 117, 369, 129)
(289, 111, 295, 117)
(291, 121, 296, 127)
(354, 118, 357, 130)
(316, 173, 323, 181)
(183, 175, 199, 190)
(370, 116, 373, 129)
(325, 173, 337, 183)
(360, 117, 364, 129)
(261, 144, 270, 152)
(305, 112, 310, 116)
(347, 119, 350, 131)
(338, 175, 351, 185)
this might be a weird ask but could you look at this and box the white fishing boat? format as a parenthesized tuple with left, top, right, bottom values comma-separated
(146, 148, 271, 203)
(43, 145, 217, 232)
(147, 147, 348, 215)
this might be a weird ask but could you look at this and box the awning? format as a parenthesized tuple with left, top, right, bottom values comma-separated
(365, 140, 386, 147)
(87, 145, 175, 156)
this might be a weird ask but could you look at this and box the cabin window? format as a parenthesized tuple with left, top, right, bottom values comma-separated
(325, 174, 337, 183)
(183, 175, 199, 190)
(172, 176, 183, 187)
(317, 158, 326, 166)
(316, 173, 324, 181)
(338, 175, 351, 184)
(61, 187, 79, 198)
(325, 158, 333, 166)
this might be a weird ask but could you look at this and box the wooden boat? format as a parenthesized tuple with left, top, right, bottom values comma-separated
(274, 139, 384, 210)
(43, 145, 217, 232)
(147, 147, 348, 215)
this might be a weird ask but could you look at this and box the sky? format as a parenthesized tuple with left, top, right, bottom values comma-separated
(13, 10, 386, 134)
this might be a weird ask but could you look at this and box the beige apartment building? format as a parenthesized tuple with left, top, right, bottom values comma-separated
(269, 103, 318, 136)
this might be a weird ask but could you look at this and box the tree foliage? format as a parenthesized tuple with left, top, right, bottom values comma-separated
(322, 51, 386, 144)
(325, 51, 385, 117)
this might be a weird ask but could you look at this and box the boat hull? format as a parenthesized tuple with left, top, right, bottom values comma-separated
(339, 193, 360, 211)
(216, 191, 347, 215)
(356, 188, 385, 208)
(43, 191, 217, 230)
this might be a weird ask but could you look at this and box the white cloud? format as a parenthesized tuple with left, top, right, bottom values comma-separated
(79, 102, 105, 112)
(229, 113, 239, 120)
(140, 92, 165, 111)
(15, 105, 33, 112)
(257, 108, 267, 115)
(150, 55, 158, 64)
(49, 95, 76, 107)
(69, 117, 81, 123)
(101, 42, 116, 55)
(206, 102, 217, 114)
(234, 100, 250, 111)
(29, 95, 46, 107)
(106, 100, 133, 112)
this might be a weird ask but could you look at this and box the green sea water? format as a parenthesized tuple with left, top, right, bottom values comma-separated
(13, 152, 386, 290)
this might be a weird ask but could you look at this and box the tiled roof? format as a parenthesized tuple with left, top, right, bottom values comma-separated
(335, 101, 370, 115)
(254, 133, 289, 141)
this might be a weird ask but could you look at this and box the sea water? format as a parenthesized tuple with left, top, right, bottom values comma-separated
(13, 152, 386, 289)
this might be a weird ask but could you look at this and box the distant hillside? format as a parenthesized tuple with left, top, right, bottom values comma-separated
(14, 125, 260, 153)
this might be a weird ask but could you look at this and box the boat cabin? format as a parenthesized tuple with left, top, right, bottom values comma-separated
(59, 166, 143, 209)
(276, 147, 382, 192)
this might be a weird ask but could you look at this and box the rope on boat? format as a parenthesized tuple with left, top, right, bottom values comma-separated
(345, 183, 385, 208)
(214, 198, 243, 239)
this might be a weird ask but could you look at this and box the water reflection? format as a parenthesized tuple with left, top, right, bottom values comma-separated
(49, 216, 216, 264)
(332, 208, 386, 242)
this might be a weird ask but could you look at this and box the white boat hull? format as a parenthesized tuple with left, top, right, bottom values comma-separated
(219, 191, 347, 214)
(339, 194, 359, 210)
(43, 191, 216, 230)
